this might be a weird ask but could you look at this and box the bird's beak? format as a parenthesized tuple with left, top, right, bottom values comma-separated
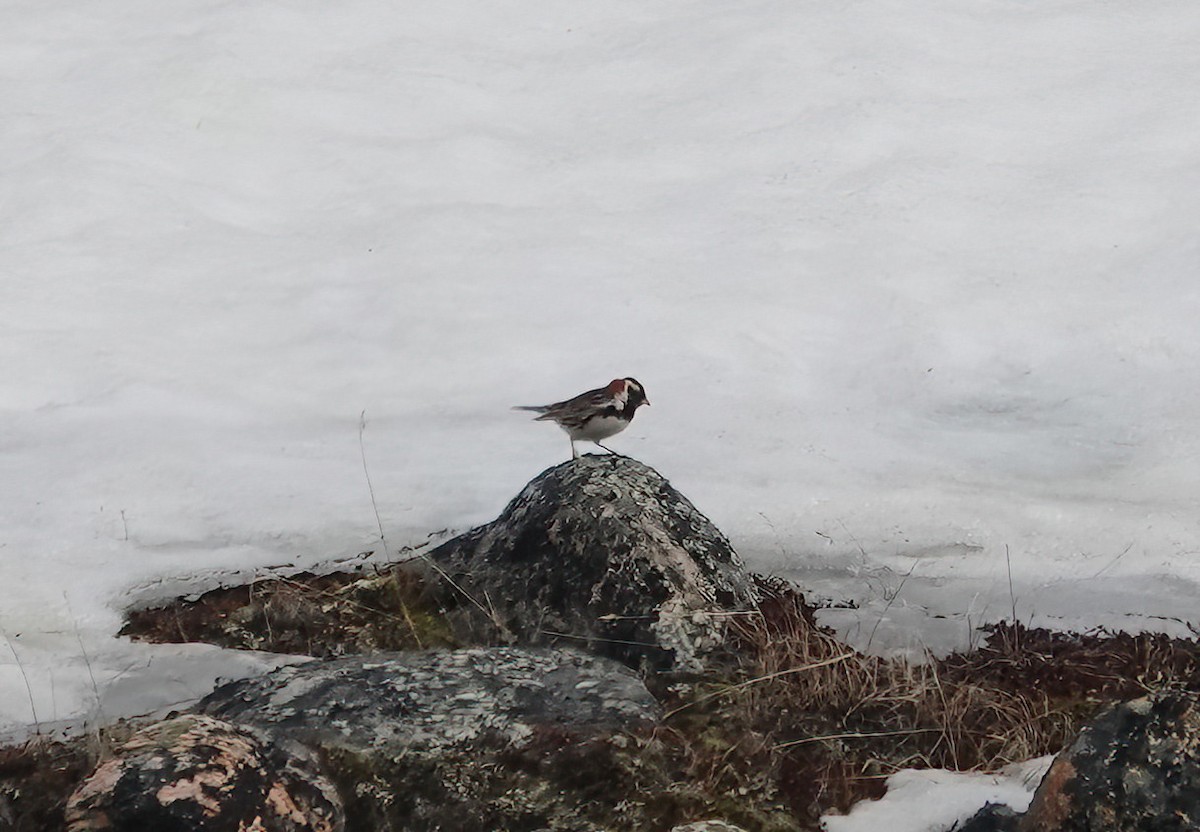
(644, 400, 651, 406)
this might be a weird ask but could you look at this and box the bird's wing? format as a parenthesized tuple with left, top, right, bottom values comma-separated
(546, 385, 624, 417)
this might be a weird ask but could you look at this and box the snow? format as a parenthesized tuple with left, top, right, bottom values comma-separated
(3, 0, 1200, 821)
(822, 756, 1052, 832)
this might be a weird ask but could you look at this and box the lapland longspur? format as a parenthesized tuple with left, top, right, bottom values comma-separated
(514, 378, 649, 459)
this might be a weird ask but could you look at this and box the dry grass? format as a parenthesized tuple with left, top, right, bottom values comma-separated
(732, 581, 1075, 769)
(76, 571, 1200, 830)
(121, 566, 457, 656)
(649, 577, 1200, 828)
(0, 723, 140, 832)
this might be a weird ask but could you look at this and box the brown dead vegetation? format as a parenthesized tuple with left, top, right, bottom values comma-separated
(646, 578, 1200, 827)
(8, 569, 1200, 831)
(120, 567, 456, 656)
(0, 723, 138, 832)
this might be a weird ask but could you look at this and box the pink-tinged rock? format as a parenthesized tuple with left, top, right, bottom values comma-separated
(65, 714, 342, 832)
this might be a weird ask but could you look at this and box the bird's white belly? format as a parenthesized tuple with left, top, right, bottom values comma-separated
(566, 415, 628, 442)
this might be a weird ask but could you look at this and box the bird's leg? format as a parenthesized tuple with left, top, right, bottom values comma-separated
(571, 440, 579, 459)
(596, 442, 618, 455)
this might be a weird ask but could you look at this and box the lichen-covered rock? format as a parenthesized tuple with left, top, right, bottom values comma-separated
(198, 647, 657, 752)
(1018, 691, 1200, 831)
(671, 821, 749, 832)
(64, 714, 342, 832)
(428, 455, 758, 671)
(199, 647, 662, 830)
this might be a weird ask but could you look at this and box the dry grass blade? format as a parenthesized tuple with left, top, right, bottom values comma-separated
(774, 727, 948, 751)
(663, 651, 857, 720)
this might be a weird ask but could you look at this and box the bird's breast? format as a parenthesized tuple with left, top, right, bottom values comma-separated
(567, 414, 629, 441)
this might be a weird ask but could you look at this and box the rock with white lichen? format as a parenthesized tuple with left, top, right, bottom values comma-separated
(64, 714, 342, 832)
(427, 454, 759, 671)
(958, 691, 1200, 832)
(198, 646, 661, 830)
(199, 646, 658, 752)
(1015, 690, 1200, 832)
(670, 821, 749, 832)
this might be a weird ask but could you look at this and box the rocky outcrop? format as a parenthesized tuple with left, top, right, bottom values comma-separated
(1014, 691, 1200, 831)
(670, 821, 749, 832)
(199, 647, 661, 830)
(64, 714, 342, 832)
(66, 459, 769, 830)
(428, 455, 759, 671)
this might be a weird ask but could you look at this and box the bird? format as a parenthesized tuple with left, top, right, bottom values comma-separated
(514, 378, 650, 459)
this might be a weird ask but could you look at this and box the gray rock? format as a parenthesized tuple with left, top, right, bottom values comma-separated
(1019, 691, 1200, 831)
(428, 455, 759, 671)
(671, 821, 749, 832)
(198, 646, 658, 752)
(64, 714, 342, 832)
(198, 647, 662, 831)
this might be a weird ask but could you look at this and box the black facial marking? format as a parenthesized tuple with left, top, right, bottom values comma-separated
(622, 377, 648, 411)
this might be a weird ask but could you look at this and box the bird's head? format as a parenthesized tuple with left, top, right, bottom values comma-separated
(622, 377, 649, 411)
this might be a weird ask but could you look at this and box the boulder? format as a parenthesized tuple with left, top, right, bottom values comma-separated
(199, 647, 662, 830)
(1018, 691, 1200, 831)
(428, 455, 759, 671)
(198, 646, 658, 751)
(64, 714, 342, 832)
(670, 822, 749, 832)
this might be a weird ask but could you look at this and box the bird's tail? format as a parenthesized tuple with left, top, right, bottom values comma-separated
(512, 405, 549, 413)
